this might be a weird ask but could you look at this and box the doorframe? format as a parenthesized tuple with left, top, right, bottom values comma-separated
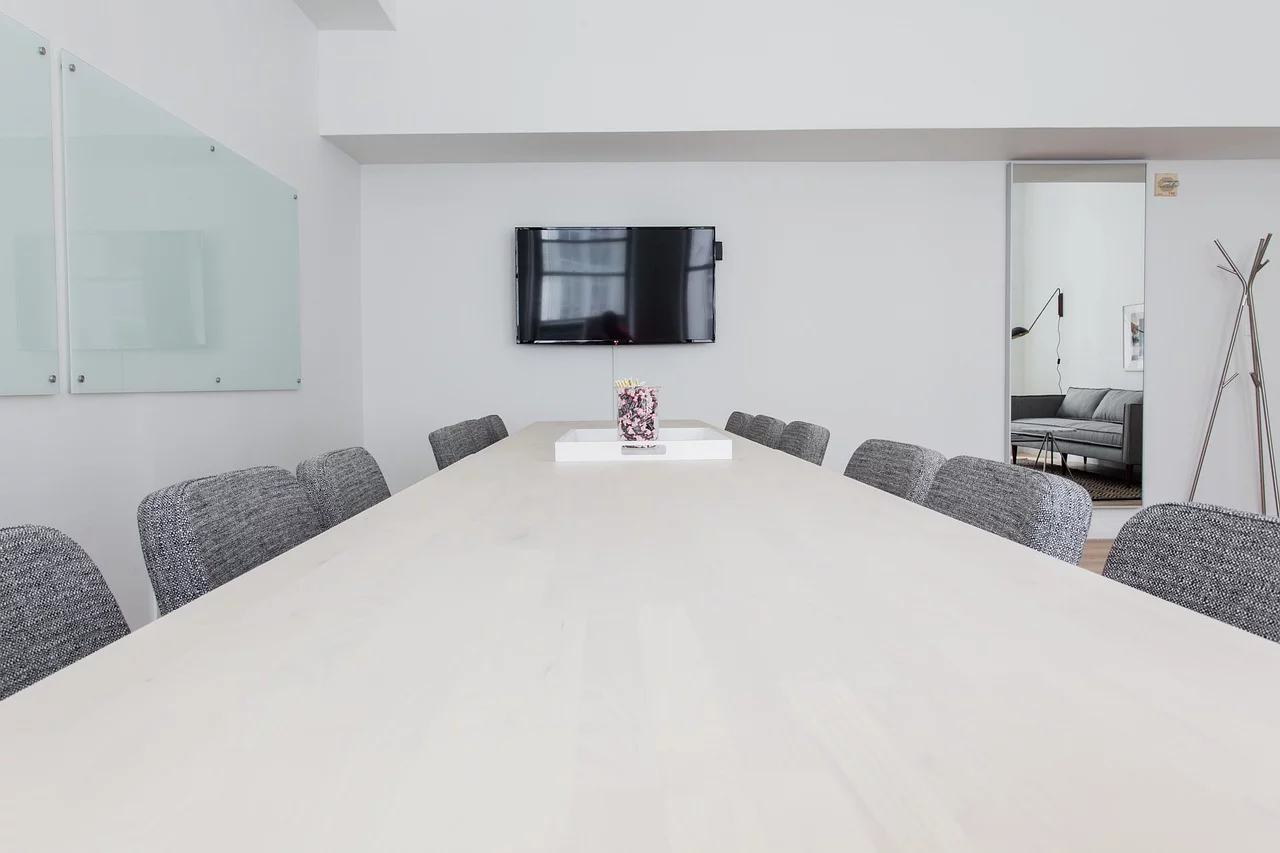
(1002, 160, 1149, 507)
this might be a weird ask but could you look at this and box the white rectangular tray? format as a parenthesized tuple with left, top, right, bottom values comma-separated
(554, 427, 733, 462)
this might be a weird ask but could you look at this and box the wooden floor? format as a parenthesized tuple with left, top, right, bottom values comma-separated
(1080, 539, 1112, 573)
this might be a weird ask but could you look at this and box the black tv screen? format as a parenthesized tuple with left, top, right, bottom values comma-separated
(515, 226, 716, 344)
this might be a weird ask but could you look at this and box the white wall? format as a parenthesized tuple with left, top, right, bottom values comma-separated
(1145, 161, 1280, 513)
(1011, 182, 1145, 396)
(361, 162, 1008, 491)
(320, 0, 1280, 136)
(360, 158, 1280, 521)
(0, 0, 362, 627)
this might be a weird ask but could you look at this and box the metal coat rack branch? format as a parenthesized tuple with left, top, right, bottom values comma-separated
(1189, 233, 1278, 513)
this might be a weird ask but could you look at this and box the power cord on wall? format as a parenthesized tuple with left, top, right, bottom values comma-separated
(1056, 313, 1063, 393)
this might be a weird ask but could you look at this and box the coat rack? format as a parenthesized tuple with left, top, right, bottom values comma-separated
(1189, 234, 1278, 513)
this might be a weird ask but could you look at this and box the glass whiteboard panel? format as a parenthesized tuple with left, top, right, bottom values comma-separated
(0, 15, 57, 395)
(62, 52, 300, 393)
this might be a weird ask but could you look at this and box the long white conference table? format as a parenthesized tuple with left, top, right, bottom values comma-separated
(3, 420, 1280, 851)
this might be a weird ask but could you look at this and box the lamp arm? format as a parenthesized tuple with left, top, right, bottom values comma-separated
(1023, 288, 1063, 336)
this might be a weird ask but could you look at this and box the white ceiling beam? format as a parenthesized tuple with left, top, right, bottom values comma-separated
(325, 127, 1280, 166)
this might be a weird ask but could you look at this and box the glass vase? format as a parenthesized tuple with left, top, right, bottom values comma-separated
(616, 385, 660, 442)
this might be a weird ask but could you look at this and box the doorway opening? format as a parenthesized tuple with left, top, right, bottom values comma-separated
(1007, 163, 1146, 506)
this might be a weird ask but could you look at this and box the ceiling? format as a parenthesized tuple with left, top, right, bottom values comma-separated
(294, 0, 395, 30)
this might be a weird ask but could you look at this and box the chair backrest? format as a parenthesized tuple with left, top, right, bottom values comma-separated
(1103, 502, 1280, 642)
(921, 455, 1092, 563)
(779, 421, 831, 465)
(296, 447, 391, 530)
(724, 411, 752, 437)
(482, 414, 509, 443)
(745, 414, 786, 449)
(844, 439, 946, 503)
(430, 419, 491, 470)
(1, 525, 129, 700)
(138, 466, 324, 615)
(465, 418, 497, 455)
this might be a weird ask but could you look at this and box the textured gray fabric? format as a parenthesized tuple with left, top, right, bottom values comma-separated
(1, 525, 129, 700)
(469, 420, 495, 453)
(296, 447, 391, 530)
(138, 466, 324, 615)
(1104, 502, 1280, 642)
(1010, 418, 1095, 435)
(779, 421, 831, 465)
(429, 419, 491, 470)
(1012, 402, 1143, 466)
(922, 455, 1092, 563)
(745, 415, 785, 449)
(844, 439, 946, 503)
(724, 411, 752, 437)
(1057, 387, 1109, 419)
(1094, 389, 1144, 423)
(1066, 422, 1123, 448)
(482, 415, 509, 443)
(1010, 394, 1065, 422)
(429, 422, 468, 469)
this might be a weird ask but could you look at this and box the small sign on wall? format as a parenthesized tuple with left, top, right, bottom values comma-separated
(1154, 173, 1179, 197)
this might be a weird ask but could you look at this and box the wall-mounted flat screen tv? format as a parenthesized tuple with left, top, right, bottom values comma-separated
(515, 226, 716, 344)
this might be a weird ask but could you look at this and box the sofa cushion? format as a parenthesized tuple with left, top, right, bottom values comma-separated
(1012, 418, 1094, 437)
(1012, 417, 1124, 448)
(1094, 389, 1143, 423)
(1063, 422, 1124, 448)
(1057, 387, 1110, 419)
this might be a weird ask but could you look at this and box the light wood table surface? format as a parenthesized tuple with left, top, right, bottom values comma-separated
(2, 421, 1279, 851)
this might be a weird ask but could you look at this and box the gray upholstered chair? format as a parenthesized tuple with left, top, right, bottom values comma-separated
(844, 439, 946, 503)
(745, 414, 786, 449)
(779, 421, 831, 465)
(482, 414, 509, 443)
(1103, 502, 1280, 642)
(1, 525, 129, 700)
(921, 455, 1092, 563)
(296, 447, 391, 530)
(429, 419, 491, 470)
(137, 466, 324, 615)
(724, 411, 752, 437)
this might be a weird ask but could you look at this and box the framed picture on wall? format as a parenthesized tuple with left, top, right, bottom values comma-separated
(1123, 302, 1144, 371)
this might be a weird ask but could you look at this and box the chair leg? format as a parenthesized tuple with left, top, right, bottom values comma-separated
(1011, 444, 1017, 463)
(1126, 464, 1134, 483)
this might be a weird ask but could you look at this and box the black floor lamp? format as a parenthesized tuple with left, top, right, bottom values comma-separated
(1012, 289, 1064, 339)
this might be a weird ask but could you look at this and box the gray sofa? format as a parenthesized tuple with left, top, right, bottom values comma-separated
(1011, 387, 1143, 481)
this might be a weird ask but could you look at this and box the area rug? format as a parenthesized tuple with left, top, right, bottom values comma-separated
(1015, 459, 1141, 502)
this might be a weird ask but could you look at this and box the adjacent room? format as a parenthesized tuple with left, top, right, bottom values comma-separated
(1009, 163, 1147, 504)
(3, 1, 1280, 850)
